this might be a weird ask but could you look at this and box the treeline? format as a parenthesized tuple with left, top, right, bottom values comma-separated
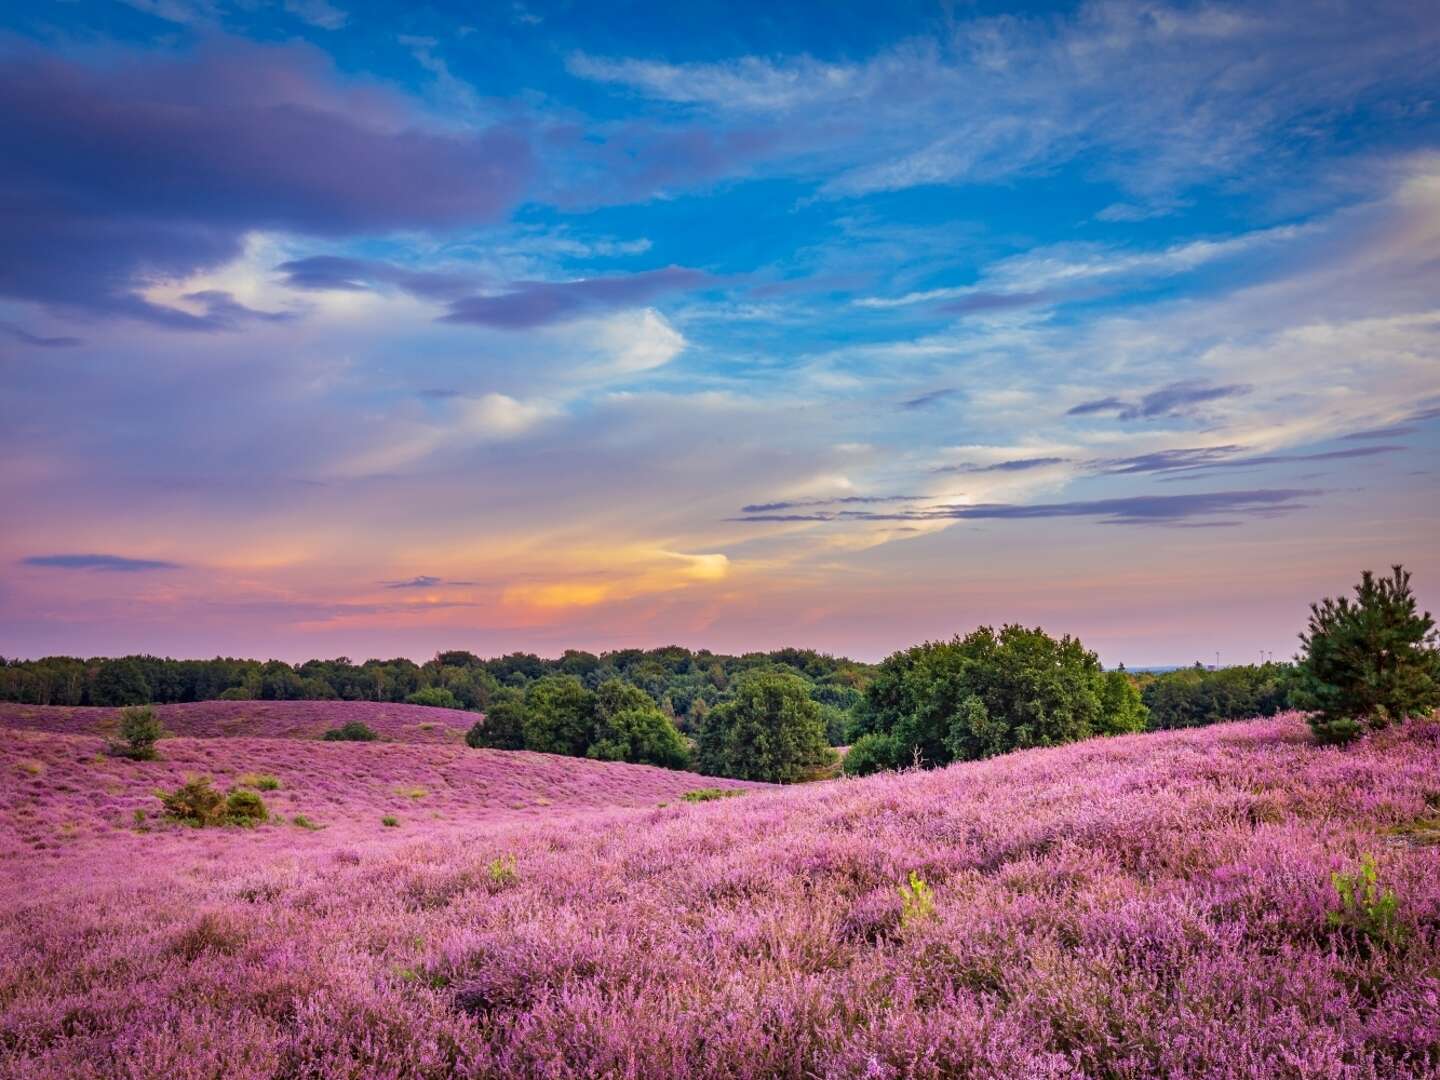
(0, 647, 871, 742)
(1134, 662, 1293, 730)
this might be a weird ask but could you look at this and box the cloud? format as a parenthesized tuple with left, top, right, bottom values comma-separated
(275, 256, 478, 300)
(899, 388, 957, 410)
(283, 0, 347, 30)
(1069, 382, 1250, 420)
(734, 489, 1318, 526)
(439, 267, 708, 329)
(0, 321, 81, 347)
(22, 553, 180, 572)
(739, 495, 924, 513)
(934, 457, 1068, 474)
(381, 575, 476, 589)
(570, 2, 1440, 199)
(0, 41, 532, 328)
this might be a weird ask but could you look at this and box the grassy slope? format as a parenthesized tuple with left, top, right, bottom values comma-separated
(3, 712, 1440, 1078)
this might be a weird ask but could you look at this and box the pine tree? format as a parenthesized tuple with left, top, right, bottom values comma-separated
(1295, 566, 1440, 745)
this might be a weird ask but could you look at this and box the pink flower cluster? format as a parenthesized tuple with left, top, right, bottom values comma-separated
(3, 707, 1439, 1078)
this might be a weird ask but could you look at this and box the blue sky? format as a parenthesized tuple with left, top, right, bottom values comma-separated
(1, 0, 1437, 664)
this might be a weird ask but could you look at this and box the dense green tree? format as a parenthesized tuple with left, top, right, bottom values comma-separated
(407, 686, 461, 708)
(465, 688, 527, 750)
(91, 659, 151, 706)
(1294, 565, 1440, 745)
(698, 670, 835, 783)
(587, 679, 690, 768)
(854, 625, 1143, 772)
(521, 675, 596, 757)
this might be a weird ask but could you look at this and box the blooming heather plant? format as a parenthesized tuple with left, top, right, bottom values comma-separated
(2, 709, 1439, 1077)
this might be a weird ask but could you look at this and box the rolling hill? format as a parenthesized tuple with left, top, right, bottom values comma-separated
(3, 709, 1438, 1077)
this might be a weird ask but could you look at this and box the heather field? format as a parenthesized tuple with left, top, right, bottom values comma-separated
(0, 699, 475, 743)
(3, 710, 1439, 1078)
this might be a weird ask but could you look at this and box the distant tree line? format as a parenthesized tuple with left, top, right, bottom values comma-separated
(10, 565, 1430, 780)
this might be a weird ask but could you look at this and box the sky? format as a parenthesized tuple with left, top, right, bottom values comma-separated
(1, 0, 1438, 667)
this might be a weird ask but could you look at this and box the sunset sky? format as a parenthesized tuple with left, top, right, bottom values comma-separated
(1, 0, 1437, 666)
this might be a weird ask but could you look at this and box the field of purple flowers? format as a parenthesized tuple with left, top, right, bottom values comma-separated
(3, 710, 1440, 1078)
(0, 698, 476, 743)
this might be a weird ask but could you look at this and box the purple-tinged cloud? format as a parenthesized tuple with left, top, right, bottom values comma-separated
(1069, 383, 1249, 420)
(23, 553, 180, 572)
(934, 456, 1068, 474)
(733, 488, 1316, 526)
(1101, 445, 1245, 474)
(1341, 425, 1415, 440)
(276, 256, 479, 300)
(0, 41, 532, 328)
(739, 495, 924, 514)
(1104, 444, 1406, 477)
(440, 266, 708, 329)
(0, 321, 81, 347)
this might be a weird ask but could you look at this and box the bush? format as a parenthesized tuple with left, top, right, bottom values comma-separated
(157, 776, 228, 827)
(322, 721, 379, 742)
(1295, 566, 1440, 745)
(1329, 854, 1407, 951)
(381, 815, 399, 827)
(218, 686, 252, 700)
(236, 773, 280, 791)
(680, 787, 743, 803)
(407, 686, 461, 709)
(224, 790, 269, 826)
(842, 731, 901, 776)
(110, 705, 164, 761)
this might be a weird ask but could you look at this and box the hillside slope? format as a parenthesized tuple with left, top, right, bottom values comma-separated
(0, 699, 475, 743)
(4, 713, 1440, 1078)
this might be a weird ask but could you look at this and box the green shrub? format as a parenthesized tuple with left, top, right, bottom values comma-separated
(322, 721, 379, 742)
(407, 686, 461, 708)
(681, 787, 743, 803)
(841, 731, 901, 776)
(157, 776, 269, 827)
(157, 776, 228, 827)
(292, 814, 322, 830)
(224, 790, 269, 826)
(381, 815, 400, 827)
(110, 705, 164, 761)
(236, 773, 280, 791)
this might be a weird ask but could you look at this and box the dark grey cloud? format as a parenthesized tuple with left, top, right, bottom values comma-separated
(1069, 383, 1249, 420)
(899, 388, 958, 410)
(382, 575, 477, 589)
(439, 266, 708, 329)
(733, 488, 1317, 526)
(0, 41, 532, 329)
(934, 456, 1067, 474)
(0, 321, 81, 347)
(23, 553, 181, 572)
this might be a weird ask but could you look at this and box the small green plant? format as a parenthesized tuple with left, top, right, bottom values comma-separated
(382, 815, 400, 827)
(396, 785, 428, 799)
(486, 853, 518, 889)
(132, 807, 150, 832)
(224, 790, 269, 826)
(681, 787, 744, 803)
(236, 773, 281, 791)
(1329, 854, 1406, 950)
(323, 721, 379, 742)
(899, 871, 935, 929)
(110, 706, 164, 761)
(292, 814, 322, 829)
